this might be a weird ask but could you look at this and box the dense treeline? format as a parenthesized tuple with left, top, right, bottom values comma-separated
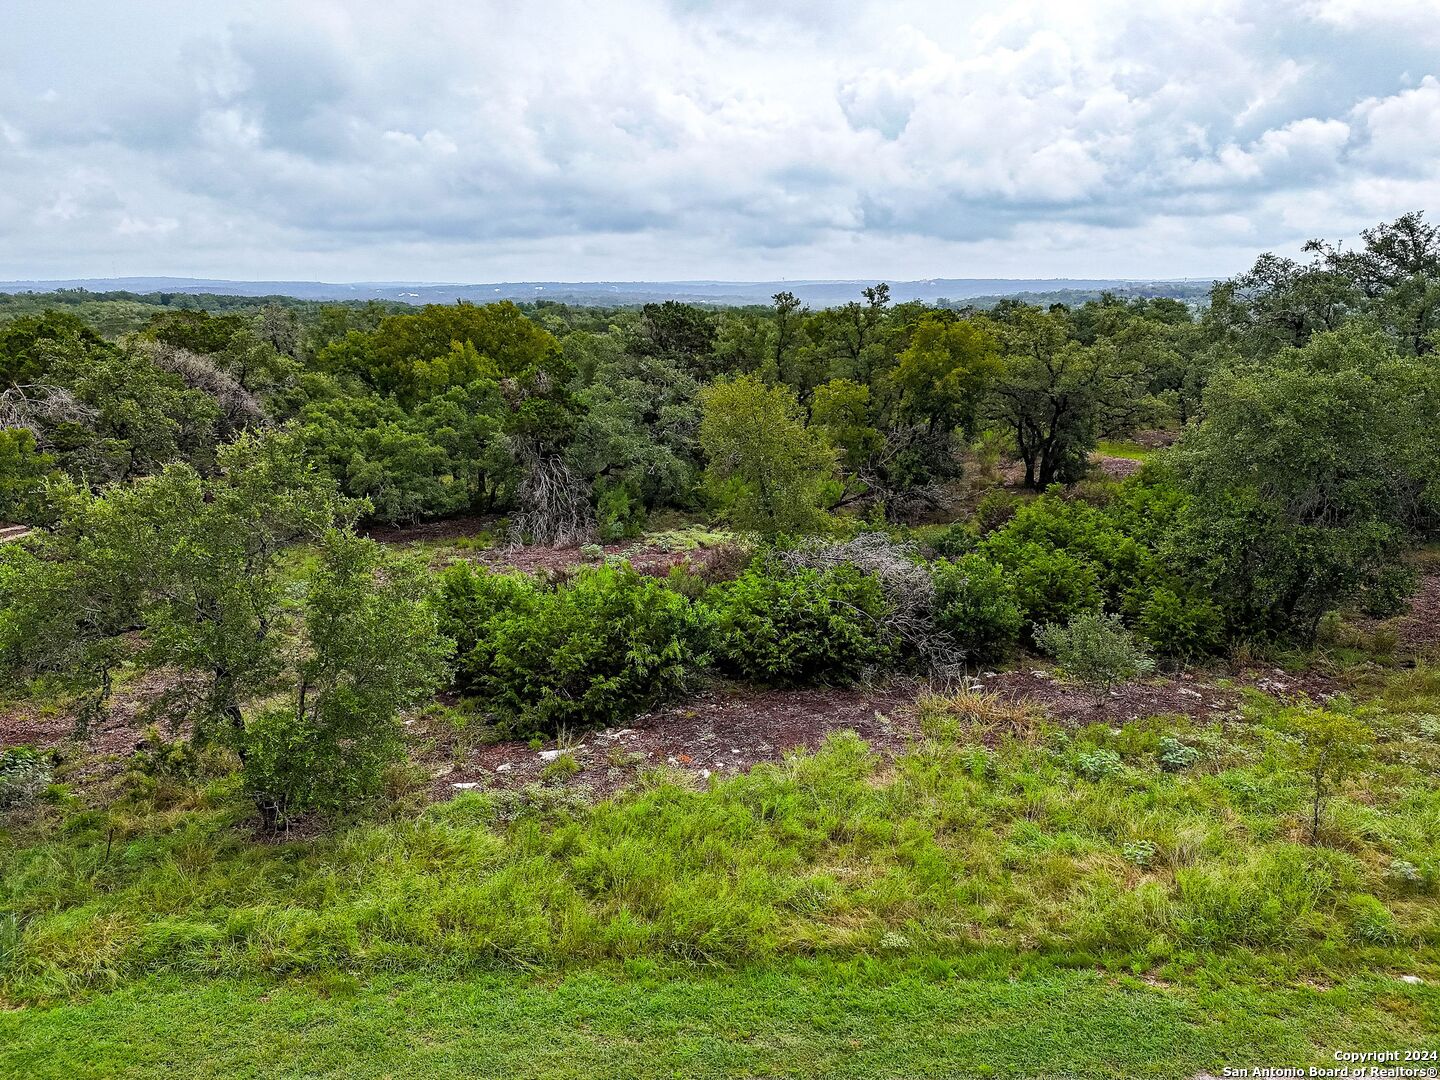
(2, 213, 1439, 821)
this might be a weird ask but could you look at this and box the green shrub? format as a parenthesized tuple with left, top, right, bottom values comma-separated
(448, 562, 707, 736)
(1036, 612, 1155, 706)
(983, 494, 1152, 605)
(541, 752, 582, 781)
(931, 554, 1023, 660)
(989, 541, 1103, 629)
(121, 727, 203, 804)
(594, 481, 644, 542)
(242, 533, 450, 823)
(1075, 747, 1124, 781)
(1157, 736, 1201, 773)
(435, 562, 542, 660)
(663, 563, 709, 601)
(928, 520, 979, 557)
(1360, 564, 1417, 618)
(1137, 585, 1224, 661)
(973, 490, 1022, 534)
(705, 562, 893, 685)
(0, 746, 52, 808)
(240, 705, 389, 819)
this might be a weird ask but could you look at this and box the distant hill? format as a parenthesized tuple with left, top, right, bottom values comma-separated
(0, 276, 1215, 309)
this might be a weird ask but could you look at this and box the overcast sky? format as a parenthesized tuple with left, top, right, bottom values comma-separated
(2, 0, 1438, 283)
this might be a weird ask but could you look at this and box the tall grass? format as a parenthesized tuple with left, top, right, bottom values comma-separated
(2, 690, 1438, 1003)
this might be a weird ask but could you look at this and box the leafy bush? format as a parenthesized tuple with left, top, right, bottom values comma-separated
(931, 554, 1023, 660)
(1157, 736, 1201, 773)
(0, 746, 52, 808)
(436, 563, 542, 660)
(1360, 564, 1417, 618)
(444, 561, 707, 736)
(973, 490, 1022, 534)
(594, 481, 643, 542)
(928, 520, 979, 557)
(121, 727, 203, 804)
(983, 494, 1152, 605)
(1037, 611, 1154, 706)
(772, 534, 944, 669)
(242, 533, 450, 823)
(1075, 747, 1124, 781)
(1137, 585, 1224, 661)
(988, 541, 1103, 629)
(705, 562, 893, 685)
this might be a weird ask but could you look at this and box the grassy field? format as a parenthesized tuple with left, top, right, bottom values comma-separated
(5, 963, 1435, 1079)
(3, 669, 1439, 1075)
(1094, 440, 1157, 462)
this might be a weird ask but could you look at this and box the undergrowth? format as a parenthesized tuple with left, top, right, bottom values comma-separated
(3, 670, 1439, 1004)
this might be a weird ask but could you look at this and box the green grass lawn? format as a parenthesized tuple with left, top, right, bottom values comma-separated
(1094, 440, 1156, 462)
(5, 963, 1435, 1079)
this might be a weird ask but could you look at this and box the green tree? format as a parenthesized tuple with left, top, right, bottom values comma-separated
(569, 353, 701, 537)
(810, 378, 883, 474)
(0, 430, 58, 523)
(243, 531, 449, 824)
(125, 432, 360, 747)
(1172, 324, 1432, 639)
(988, 308, 1153, 489)
(0, 482, 144, 727)
(0, 311, 104, 387)
(888, 314, 1001, 437)
(631, 301, 718, 378)
(699, 374, 836, 536)
(317, 301, 558, 405)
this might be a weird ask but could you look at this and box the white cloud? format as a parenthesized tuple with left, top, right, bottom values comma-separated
(0, 0, 1436, 280)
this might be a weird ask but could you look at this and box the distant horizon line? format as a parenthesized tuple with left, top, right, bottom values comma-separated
(0, 274, 1222, 288)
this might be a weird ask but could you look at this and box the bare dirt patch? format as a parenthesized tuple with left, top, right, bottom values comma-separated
(0, 668, 193, 784)
(1089, 455, 1144, 480)
(1385, 565, 1440, 655)
(972, 662, 1339, 727)
(418, 681, 927, 798)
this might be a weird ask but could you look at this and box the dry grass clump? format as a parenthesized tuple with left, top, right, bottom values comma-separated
(918, 688, 1041, 744)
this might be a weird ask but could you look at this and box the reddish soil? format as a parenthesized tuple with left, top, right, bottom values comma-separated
(1387, 566, 1440, 654)
(5, 658, 1346, 804)
(416, 661, 1342, 799)
(1090, 455, 1144, 480)
(418, 681, 926, 798)
(363, 514, 502, 545)
(974, 664, 1339, 727)
(0, 668, 193, 783)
